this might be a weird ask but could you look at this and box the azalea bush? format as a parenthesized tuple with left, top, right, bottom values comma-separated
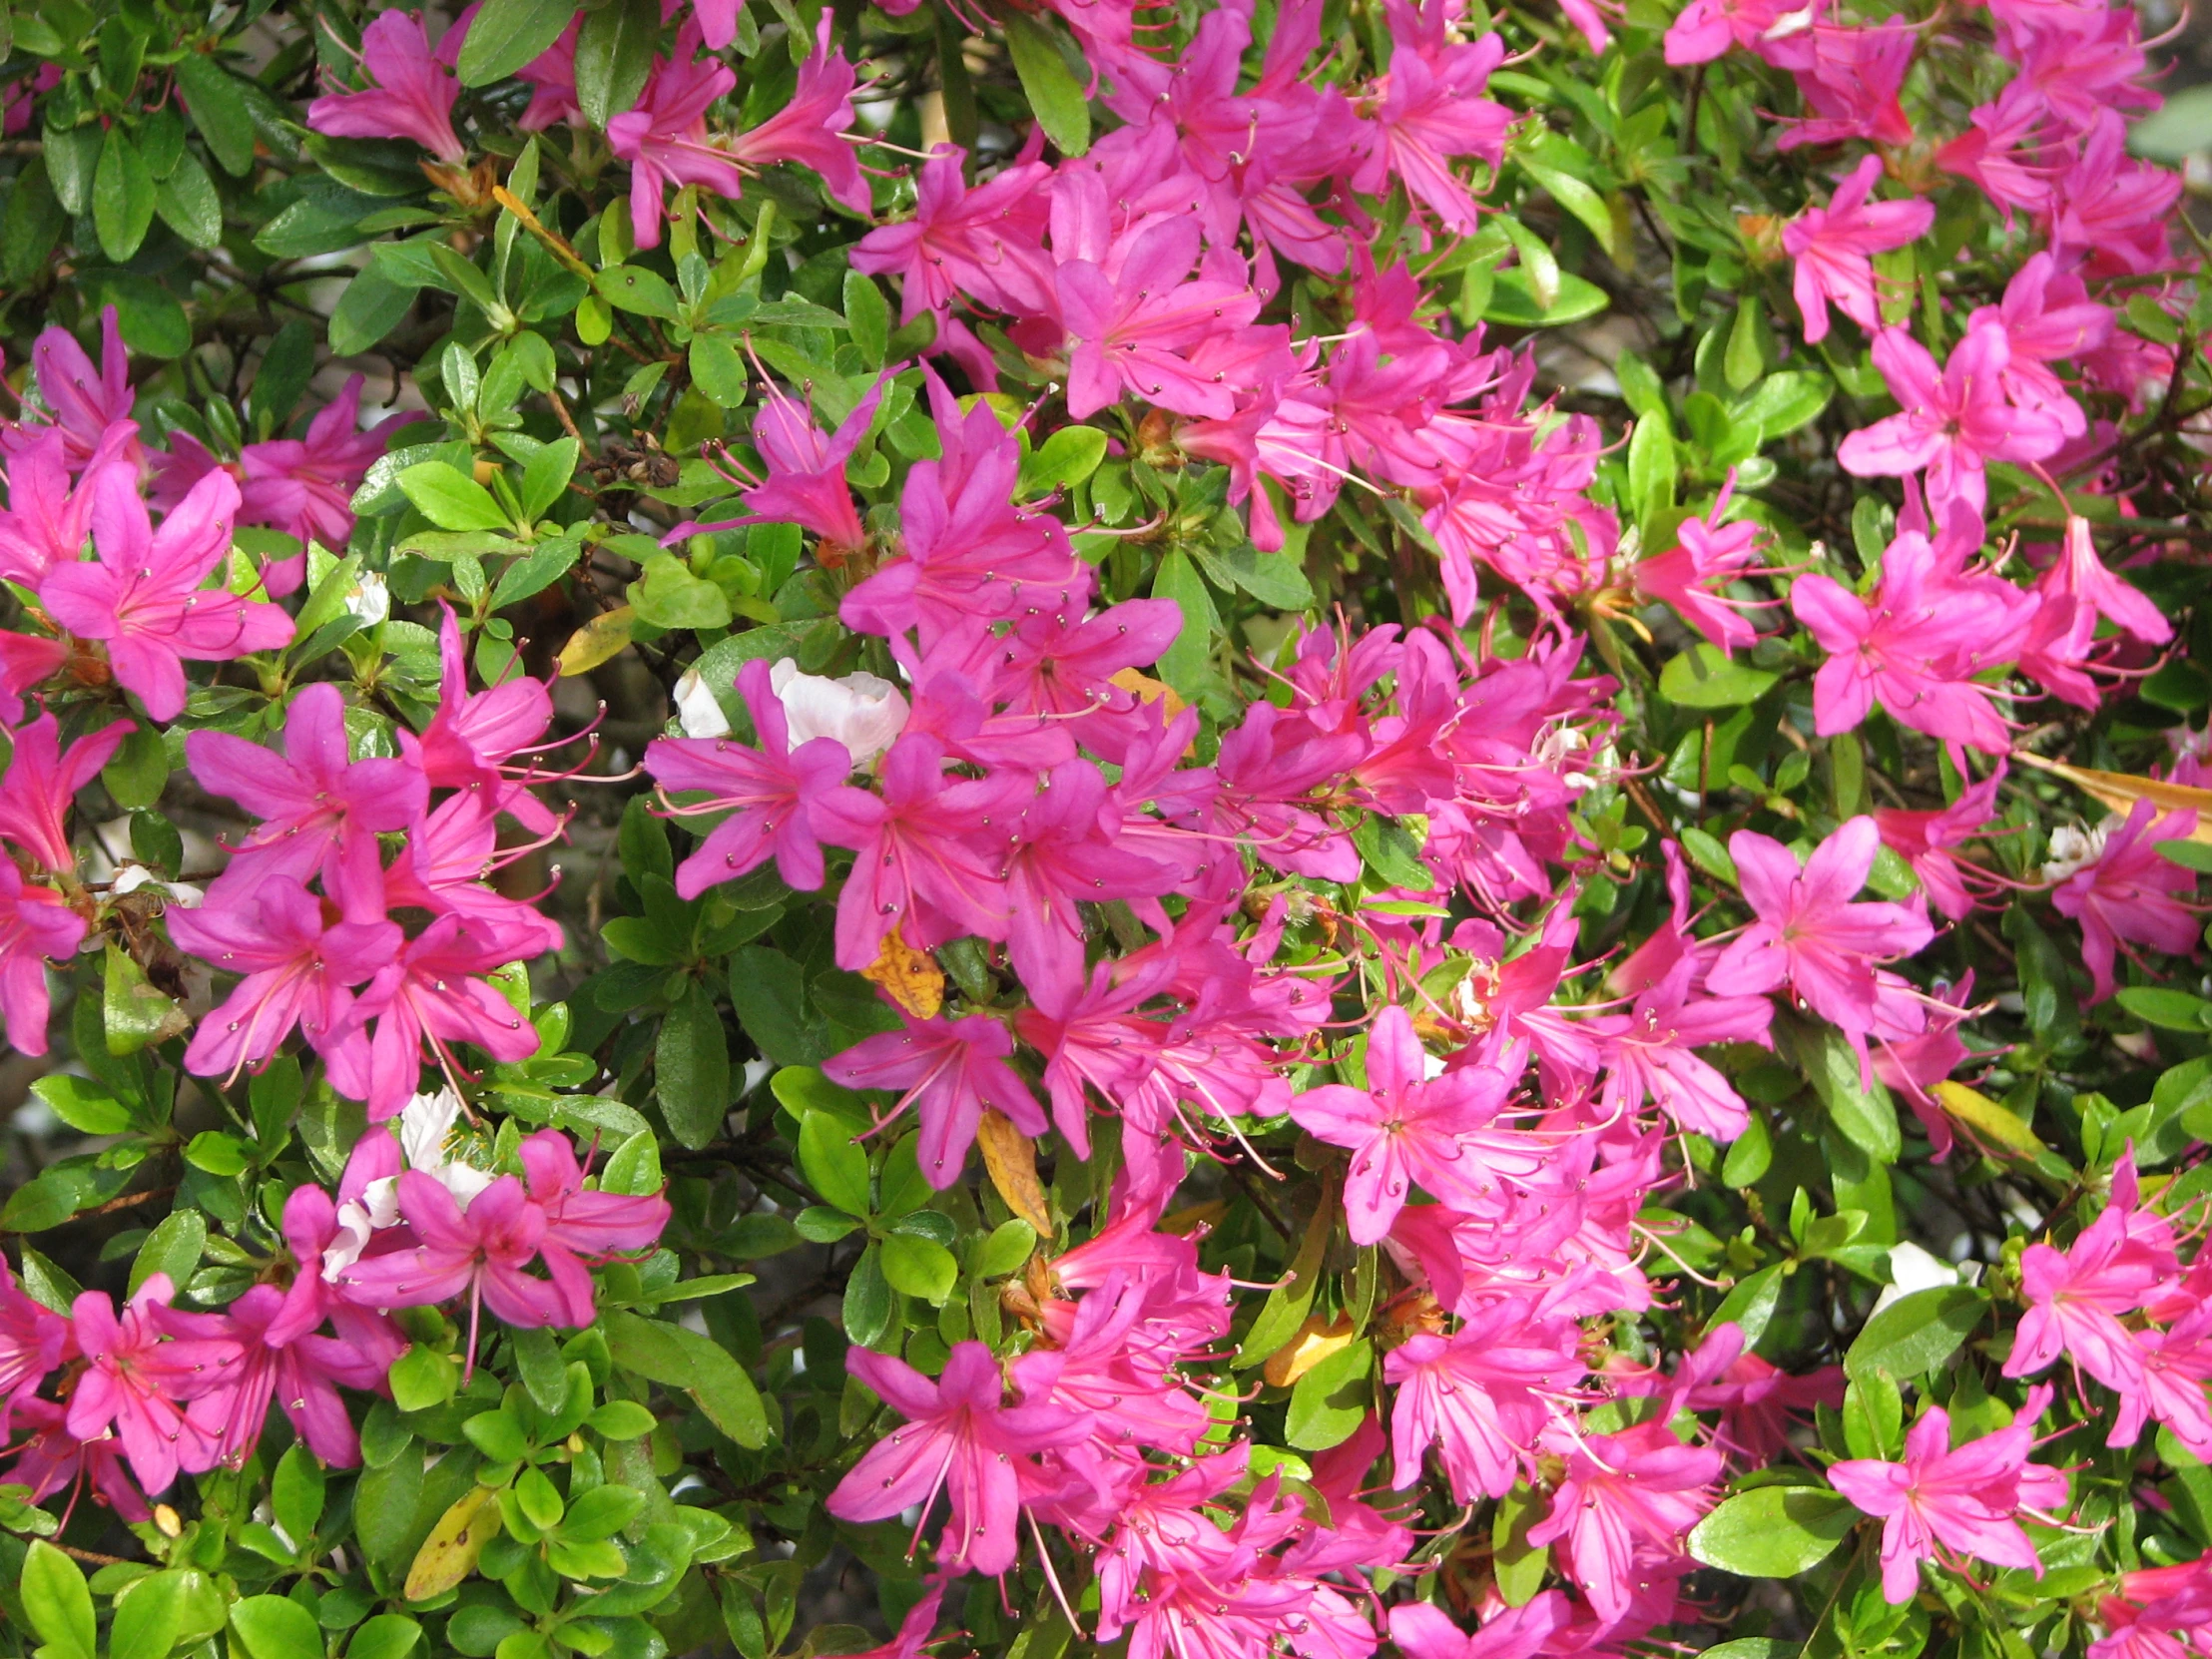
(0, 0, 2207, 1656)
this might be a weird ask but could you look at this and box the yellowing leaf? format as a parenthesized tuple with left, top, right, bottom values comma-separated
(861, 926, 944, 1019)
(976, 1109, 1052, 1237)
(2013, 752, 2212, 845)
(557, 605, 635, 677)
(1109, 668, 1186, 720)
(1263, 1315, 1358, 1388)
(405, 1483, 502, 1601)
(1932, 1081, 2048, 1156)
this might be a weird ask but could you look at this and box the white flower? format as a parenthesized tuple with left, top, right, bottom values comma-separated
(2042, 820, 2111, 884)
(113, 864, 204, 906)
(673, 668, 732, 739)
(771, 658, 908, 768)
(345, 569, 391, 629)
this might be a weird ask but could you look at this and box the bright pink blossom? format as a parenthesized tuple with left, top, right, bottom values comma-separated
(306, 10, 467, 165)
(1784, 155, 1933, 343)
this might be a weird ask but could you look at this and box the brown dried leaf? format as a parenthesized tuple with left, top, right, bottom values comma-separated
(976, 1109, 1053, 1237)
(860, 926, 945, 1019)
(2013, 752, 2212, 844)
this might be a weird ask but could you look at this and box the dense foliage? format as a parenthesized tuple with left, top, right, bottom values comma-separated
(0, 1, 2207, 1659)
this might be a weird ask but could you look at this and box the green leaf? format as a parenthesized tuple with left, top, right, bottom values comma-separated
(1001, 12, 1090, 156)
(879, 1234, 957, 1305)
(590, 1399, 660, 1440)
(843, 270, 890, 368)
(1731, 371, 1832, 444)
(1627, 411, 1676, 528)
(632, 553, 734, 629)
(1697, 1644, 1800, 1659)
(689, 334, 751, 408)
(185, 1129, 251, 1176)
(1236, 1191, 1332, 1370)
(1709, 1264, 1786, 1349)
(2117, 987, 2212, 1032)
(575, 0, 659, 127)
(657, 979, 731, 1151)
(355, 1450, 424, 1571)
(799, 1110, 871, 1217)
(274, 1443, 327, 1545)
(399, 462, 510, 532)
(562, 1484, 647, 1541)
(1690, 1486, 1855, 1577)
(345, 1616, 422, 1659)
(1483, 268, 1608, 326)
(1721, 1111, 1772, 1186)
(1659, 644, 1779, 710)
(1153, 547, 1219, 698)
(1, 162, 66, 287)
(389, 1345, 459, 1412)
(1021, 426, 1109, 497)
(1845, 1286, 1985, 1382)
(105, 942, 187, 1054)
(492, 536, 582, 610)
(1285, 1339, 1372, 1451)
(520, 437, 580, 524)
(330, 263, 418, 356)
(102, 724, 170, 810)
(1491, 1482, 1551, 1606)
(604, 1310, 768, 1446)
(112, 1570, 226, 1659)
(30, 1075, 131, 1136)
(231, 1594, 326, 1659)
(94, 125, 157, 263)
(974, 1219, 1037, 1279)
(1779, 1019, 1901, 1163)
(512, 1325, 571, 1416)
(457, 0, 577, 85)
(130, 1209, 206, 1297)
(153, 151, 222, 249)
(175, 55, 258, 176)
(600, 1128, 665, 1198)
(22, 1540, 94, 1659)
(598, 265, 680, 318)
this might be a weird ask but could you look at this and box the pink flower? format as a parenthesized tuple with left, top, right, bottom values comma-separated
(168, 874, 401, 1084)
(516, 19, 582, 130)
(2004, 1155, 2175, 1397)
(827, 1341, 1093, 1577)
(1874, 771, 2005, 922)
(724, 16, 868, 216)
(1775, 22, 1916, 150)
(333, 1170, 572, 1361)
(517, 1129, 672, 1323)
(0, 1395, 152, 1521)
(825, 1006, 1050, 1190)
(0, 429, 106, 587)
(1382, 1305, 1579, 1502)
(306, 10, 467, 165)
(1830, 1386, 2068, 1604)
(0, 858, 86, 1055)
(1791, 529, 2035, 755)
(0, 710, 131, 873)
(1838, 320, 2071, 520)
(1058, 221, 1268, 420)
(396, 604, 563, 833)
(330, 913, 546, 1120)
(2047, 801, 2202, 1004)
(1706, 818, 1935, 1054)
(65, 1277, 238, 1495)
(1588, 957, 1773, 1142)
(810, 734, 1032, 969)
(185, 1284, 386, 1469)
(40, 466, 294, 722)
(1784, 155, 1933, 343)
(1, 307, 142, 473)
(1629, 478, 1768, 654)
(607, 31, 744, 251)
(1352, 2, 1512, 236)
(1526, 1421, 1722, 1623)
(646, 657, 852, 897)
(1387, 1596, 1570, 1659)
(188, 682, 426, 914)
(1663, 0, 1812, 65)
(2041, 514, 2171, 648)
(0, 1256, 72, 1428)
(239, 374, 424, 588)
(1291, 1004, 1531, 1244)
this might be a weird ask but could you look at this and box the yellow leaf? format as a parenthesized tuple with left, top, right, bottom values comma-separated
(976, 1109, 1053, 1237)
(1263, 1315, 1357, 1388)
(405, 1483, 502, 1601)
(557, 606, 635, 678)
(2013, 752, 2212, 845)
(1932, 1081, 2048, 1156)
(860, 926, 944, 1019)
(1109, 668, 1186, 720)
